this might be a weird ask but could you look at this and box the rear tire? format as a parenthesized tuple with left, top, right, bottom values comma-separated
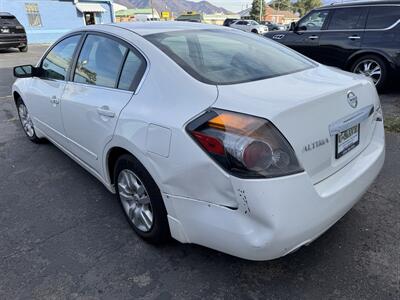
(16, 97, 41, 143)
(114, 154, 170, 244)
(18, 45, 28, 52)
(350, 55, 388, 91)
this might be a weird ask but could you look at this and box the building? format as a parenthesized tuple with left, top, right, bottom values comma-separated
(115, 8, 160, 23)
(203, 13, 240, 26)
(0, 0, 114, 44)
(238, 7, 251, 20)
(264, 6, 299, 25)
(238, 5, 299, 25)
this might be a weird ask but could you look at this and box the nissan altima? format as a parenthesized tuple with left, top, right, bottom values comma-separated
(12, 22, 385, 260)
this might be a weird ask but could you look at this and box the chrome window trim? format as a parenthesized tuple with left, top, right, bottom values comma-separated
(299, 5, 400, 33)
(297, 18, 400, 33)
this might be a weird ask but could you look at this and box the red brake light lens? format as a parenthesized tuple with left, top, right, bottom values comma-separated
(187, 109, 303, 179)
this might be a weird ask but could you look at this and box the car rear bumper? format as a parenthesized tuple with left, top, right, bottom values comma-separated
(0, 34, 27, 49)
(164, 121, 385, 260)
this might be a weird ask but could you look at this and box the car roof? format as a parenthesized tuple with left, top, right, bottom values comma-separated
(319, 0, 400, 9)
(109, 21, 227, 36)
(0, 12, 15, 17)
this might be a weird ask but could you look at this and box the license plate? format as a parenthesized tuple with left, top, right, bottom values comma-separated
(335, 124, 360, 159)
(0, 28, 10, 33)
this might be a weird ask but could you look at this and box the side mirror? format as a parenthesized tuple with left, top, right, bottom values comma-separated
(289, 22, 296, 31)
(13, 65, 37, 78)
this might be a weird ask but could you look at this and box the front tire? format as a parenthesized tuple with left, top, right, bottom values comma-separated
(16, 98, 41, 143)
(251, 29, 258, 34)
(350, 55, 388, 91)
(114, 154, 170, 244)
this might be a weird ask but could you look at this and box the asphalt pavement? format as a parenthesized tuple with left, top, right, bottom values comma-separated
(0, 45, 399, 299)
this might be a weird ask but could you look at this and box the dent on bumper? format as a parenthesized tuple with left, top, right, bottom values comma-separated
(164, 123, 385, 261)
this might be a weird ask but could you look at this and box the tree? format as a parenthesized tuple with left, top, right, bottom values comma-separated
(270, 0, 293, 12)
(250, 0, 267, 22)
(293, 0, 322, 16)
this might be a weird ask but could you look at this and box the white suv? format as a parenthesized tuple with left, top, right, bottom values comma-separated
(230, 20, 269, 34)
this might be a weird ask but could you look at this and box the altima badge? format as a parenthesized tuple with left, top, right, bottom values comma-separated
(347, 91, 358, 108)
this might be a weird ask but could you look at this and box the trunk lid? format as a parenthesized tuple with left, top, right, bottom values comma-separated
(215, 65, 380, 184)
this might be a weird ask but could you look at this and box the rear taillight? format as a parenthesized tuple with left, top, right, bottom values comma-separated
(187, 109, 303, 179)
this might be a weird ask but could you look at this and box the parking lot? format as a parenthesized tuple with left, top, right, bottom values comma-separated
(0, 45, 399, 299)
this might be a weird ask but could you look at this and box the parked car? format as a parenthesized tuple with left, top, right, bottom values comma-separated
(0, 12, 27, 52)
(12, 22, 384, 261)
(262, 21, 286, 31)
(264, 1, 400, 90)
(230, 20, 269, 34)
(223, 18, 238, 27)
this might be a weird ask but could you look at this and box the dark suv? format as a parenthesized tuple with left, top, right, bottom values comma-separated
(264, 1, 400, 90)
(0, 13, 27, 52)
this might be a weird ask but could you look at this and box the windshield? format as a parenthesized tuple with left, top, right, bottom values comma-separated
(145, 29, 314, 85)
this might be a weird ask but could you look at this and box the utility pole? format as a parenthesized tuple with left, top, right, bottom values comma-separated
(150, 0, 154, 20)
(259, 0, 263, 22)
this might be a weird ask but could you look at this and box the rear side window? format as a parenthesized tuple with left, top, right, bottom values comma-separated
(41, 35, 81, 80)
(0, 15, 20, 26)
(118, 50, 147, 91)
(146, 29, 314, 85)
(366, 7, 400, 29)
(328, 8, 368, 30)
(74, 34, 127, 88)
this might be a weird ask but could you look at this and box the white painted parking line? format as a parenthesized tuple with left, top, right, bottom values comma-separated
(0, 95, 12, 100)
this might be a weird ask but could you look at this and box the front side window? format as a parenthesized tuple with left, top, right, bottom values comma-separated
(41, 35, 81, 80)
(146, 30, 314, 85)
(328, 8, 368, 30)
(366, 7, 400, 29)
(25, 3, 42, 27)
(298, 10, 329, 31)
(74, 35, 127, 88)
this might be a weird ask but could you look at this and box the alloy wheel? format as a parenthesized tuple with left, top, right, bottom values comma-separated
(18, 103, 35, 137)
(117, 169, 153, 232)
(353, 59, 382, 85)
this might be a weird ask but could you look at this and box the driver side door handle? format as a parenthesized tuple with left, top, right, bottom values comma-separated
(97, 106, 115, 118)
(308, 35, 319, 40)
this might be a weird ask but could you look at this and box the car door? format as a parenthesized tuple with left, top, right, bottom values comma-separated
(25, 34, 82, 144)
(319, 7, 368, 68)
(286, 10, 330, 61)
(60, 33, 147, 174)
(234, 20, 247, 32)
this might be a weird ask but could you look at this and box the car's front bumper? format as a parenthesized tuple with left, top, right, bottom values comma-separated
(164, 121, 385, 260)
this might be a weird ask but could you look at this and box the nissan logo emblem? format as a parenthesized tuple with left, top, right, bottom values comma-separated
(347, 91, 358, 108)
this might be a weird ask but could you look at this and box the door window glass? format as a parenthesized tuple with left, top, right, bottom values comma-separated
(366, 7, 400, 29)
(118, 50, 146, 91)
(298, 10, 329, 31)
(328, 8, 367, 30)
(41, 35, 81, 80)
(74, 34, 127, 88)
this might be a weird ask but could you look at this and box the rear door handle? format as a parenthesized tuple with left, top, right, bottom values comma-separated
(97, 106, 115, 118)
(348, 35, 361, 40)
(308, 35, 319, 40)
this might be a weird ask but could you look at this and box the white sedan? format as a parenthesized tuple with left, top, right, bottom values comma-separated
(12, 22, 385, 261)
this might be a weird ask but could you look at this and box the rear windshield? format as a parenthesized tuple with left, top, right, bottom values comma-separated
(0, 16, 20, 26)
(145, 29, 314, 85)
